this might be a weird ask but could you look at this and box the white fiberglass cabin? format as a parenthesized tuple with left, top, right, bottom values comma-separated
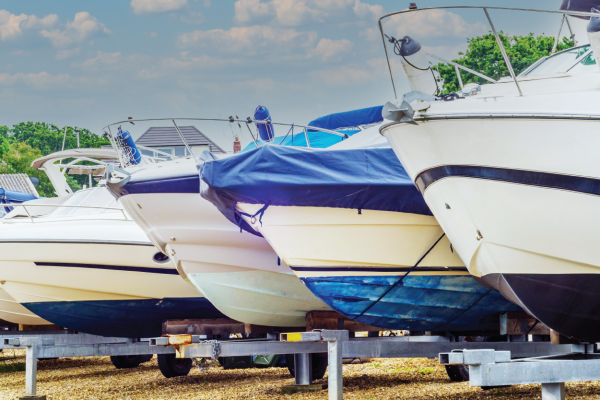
(0, 148, 224, 337)
(380, 5, 600, 341)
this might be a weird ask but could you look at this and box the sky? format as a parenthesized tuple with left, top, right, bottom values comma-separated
(0, 0, 586, 150)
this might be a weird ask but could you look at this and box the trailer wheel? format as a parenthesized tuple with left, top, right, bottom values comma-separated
(110, 355, 152, 369)
(157, 353, 193, 378)
(444, 336, 489, 382)
(285, 353, 328, 380)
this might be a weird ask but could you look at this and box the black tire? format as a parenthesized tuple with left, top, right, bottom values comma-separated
(285, 353, 328, 381)
(140, 354, 154, 363)
(445, 336, 489, 382)
(157, 353, 193, 378)
(445, 365, 470, 382)
(110, 355, 152, 369)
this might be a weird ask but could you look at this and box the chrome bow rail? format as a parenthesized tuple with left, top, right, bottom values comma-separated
(378, 6, 598, 99)
(102, 117, 352, 168)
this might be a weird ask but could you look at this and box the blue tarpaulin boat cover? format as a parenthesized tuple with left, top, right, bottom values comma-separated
(199, 145, 431, 235)
(240, 130, 360, 152)
(308, 105, 383, 131)
(0, 188, 37, 203)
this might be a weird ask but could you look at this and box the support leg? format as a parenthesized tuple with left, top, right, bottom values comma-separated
(541, 383, 565, 400)
(294, 353, 312, 385)
(327, 339, 343, 400)
(20, 341, 45, 400)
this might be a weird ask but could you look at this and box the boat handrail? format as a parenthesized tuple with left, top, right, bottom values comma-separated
(1, 203, 129, 223)
(102, 117, 352, 167)
(377, 6, 598, 99)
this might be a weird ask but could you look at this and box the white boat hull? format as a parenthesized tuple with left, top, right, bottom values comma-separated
(236, 203, 522, 332)
(383, 116, 600, 340)
(0, 215, 223, 337)
(117, 172, 332, 328)
(0, 286, 51, 326)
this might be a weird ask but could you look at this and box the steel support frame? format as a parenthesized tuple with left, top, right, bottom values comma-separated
(154, 330, 590, 399)
(0, 331, 176, 399)
(440, 348, 600, 400)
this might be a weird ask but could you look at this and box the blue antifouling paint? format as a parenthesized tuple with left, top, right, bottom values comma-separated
(118, 128, 142, 165)
(22, 297, 225, 338)
(254, 105, 275, 142)
(301, 275, 523, 332)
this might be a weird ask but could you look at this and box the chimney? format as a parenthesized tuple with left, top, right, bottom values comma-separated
(233, 136, 241, 154)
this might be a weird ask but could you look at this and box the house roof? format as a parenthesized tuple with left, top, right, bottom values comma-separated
(136, 126, 226, 154)
(0, 173, 39, 197)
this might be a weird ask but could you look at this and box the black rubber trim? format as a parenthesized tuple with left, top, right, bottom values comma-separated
(415, 165, 600, 195)
(34, 262, 179, 275)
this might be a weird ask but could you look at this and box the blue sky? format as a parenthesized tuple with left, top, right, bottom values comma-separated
(0, 0, 581, 149)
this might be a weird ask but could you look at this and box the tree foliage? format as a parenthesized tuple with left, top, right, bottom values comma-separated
(0, 123, 110, 197)
(433, 32, 575, 94)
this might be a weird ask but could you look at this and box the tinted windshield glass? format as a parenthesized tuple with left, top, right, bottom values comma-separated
(50, 188, 119, 218)
(527, 46, 592, 76)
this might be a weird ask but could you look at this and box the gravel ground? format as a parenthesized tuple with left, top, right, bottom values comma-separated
(2, 349, 600, 399)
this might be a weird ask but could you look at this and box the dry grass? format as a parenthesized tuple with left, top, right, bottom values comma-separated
(1, 350, 600, 399)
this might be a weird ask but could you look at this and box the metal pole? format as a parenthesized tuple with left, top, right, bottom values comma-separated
(552, 14, 566, 54)
(379, 20, 398, 100)
(425, 52, 498, 84)
(303, 128, 311, 148)
(76, 129, 80, 148)
(328, 340, 343, 400)
(454, 64, 464, 90)
(565, 15, 576, 45)
(24, 342, 39, 397)
(484, 8, 523, 96)
(61, 126, 67, 151)
(171, 120, 195, 161)
(294, 353, 312, 385)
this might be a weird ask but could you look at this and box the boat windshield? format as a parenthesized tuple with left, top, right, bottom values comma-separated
(526, 46, 596, 76)
(49, 188, 120, 218)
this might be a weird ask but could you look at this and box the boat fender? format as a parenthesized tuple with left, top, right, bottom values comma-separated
(386, 35, 438, 95)
(253, 106, 275, 142)
(117, 127, 142, 165)
(588, 8, 600, 68)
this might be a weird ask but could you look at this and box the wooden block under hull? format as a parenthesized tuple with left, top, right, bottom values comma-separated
(500, 312, 550, 336)
(306, 311, 381, 332)
(18, 324, 63, 331)
(162, 319, 304, 336)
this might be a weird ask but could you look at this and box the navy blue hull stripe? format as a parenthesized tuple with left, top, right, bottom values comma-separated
(121, 175, 199, 196)
(415, 165, 600, 196)
(0, 239, 153, 246)
(34, 262, 179, 275)
(291, 266, 468, 272)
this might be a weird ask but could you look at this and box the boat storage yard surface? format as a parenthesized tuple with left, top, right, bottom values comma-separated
(1, 351, 600, 399)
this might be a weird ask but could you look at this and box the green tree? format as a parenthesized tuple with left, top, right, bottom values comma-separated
(0, 123, 109, 197)
(0, 142, 55, 197)
(433, 32, 575, 94)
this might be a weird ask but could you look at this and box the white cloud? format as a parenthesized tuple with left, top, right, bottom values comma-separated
(178, 25, 317, 54)
(56, 47, 81, 60)
(130, 0, 188, 14)
(204, 0, 212, 7)
(162, 53, 237, 69)
(78, 51, 122, 67)
(310, 66, 373, 87)
(311, 38, 353, 62)
(235, 0, 272, 23)
(382, 9, 487, 40)
(0, 10, 58, 40)
(137, 68, 160, 79)
(180, 11, 203, 24)
(353, 0, 383, 20)
(40, 12, 111, 47)
(0, 72, 72, 88)
(234, 0, 384, 26)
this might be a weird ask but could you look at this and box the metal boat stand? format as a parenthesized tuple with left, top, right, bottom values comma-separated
(439, 347, 600, 400)
(0, 330, 175, 400)
(151, 330, 586, 400)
